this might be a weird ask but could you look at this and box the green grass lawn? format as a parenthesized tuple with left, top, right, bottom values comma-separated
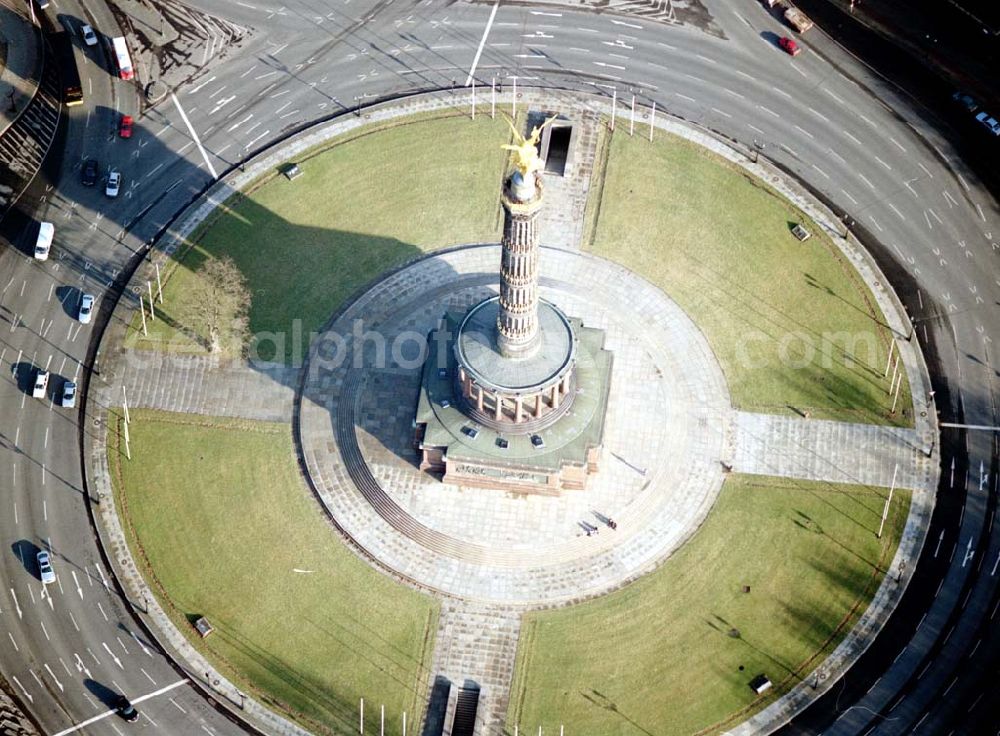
(585, 128, 910, 425)
(128, 112, 510, 362)
(508, 475, 909, 736)
(109, 410, 439, 734)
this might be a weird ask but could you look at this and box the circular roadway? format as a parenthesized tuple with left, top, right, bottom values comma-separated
(0, 0, 997, 734)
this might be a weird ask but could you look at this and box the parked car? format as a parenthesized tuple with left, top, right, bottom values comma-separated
(81, 158, 98, 186)
(36, 551, 55, 584)
(975, 111, 1000, 136)
(115, 696, 139, 722)
(78, 293, 95, 324)
(81, 24, 98, 46)
(33, 370, 49, 399)
(61, 381, 77, 409)
(778, 36, 801, 56)
(106, 170, 121, 198)
(119, 114, 134, 138)
(952, 91, 979, 114)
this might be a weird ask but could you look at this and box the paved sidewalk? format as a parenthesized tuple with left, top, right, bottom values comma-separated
(731, 412, 933, 491)
(117, 350, 296, 422)
(0, 0, 40, 137)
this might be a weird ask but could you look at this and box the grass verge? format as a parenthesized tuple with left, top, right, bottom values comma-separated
(109, 410, 439, 734)
(585, 128, 911, 425)
(508, 474, 909, 736)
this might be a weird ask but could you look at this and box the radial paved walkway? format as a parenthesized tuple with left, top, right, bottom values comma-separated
(731, 412, 934, 491)
(117, 351, 296, 422)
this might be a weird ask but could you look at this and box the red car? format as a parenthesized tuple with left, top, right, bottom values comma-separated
(779, 36, 802, 56)
(119, 114, 134, 138)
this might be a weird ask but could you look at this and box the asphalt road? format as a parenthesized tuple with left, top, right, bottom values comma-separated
(0, 0, 997, 734)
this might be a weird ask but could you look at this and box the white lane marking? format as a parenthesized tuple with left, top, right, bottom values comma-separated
(683, 73, 704, 83)
(868, 215, 883, 232)
(975, 203, 986, 222)
(696, 54, 717, 64)
(858, 173, 875, 190)
(928, 207, 943, 224)
(942, 190, 958, 208)
(794, 124, 814, 139)
(12, 675, 32, 703)
(888, 203, 906, 220)
(68, 611, 80, 631)
(841, 189, 858, 205)
(889, 136, 906, 152)
(747, 123, 766, 136)
(957, 172, 970, 191)
(102, 641, 124, 668)
(824, 88, 845, 104)
(771, 86, 792, 99)
(610, 18, 642, 28)
(50, 680, 189, 736)
(808, 106, 828, 121)
(676, 93, 696, 102)
(811, 164, 830, 179)
(710, 107, 731, 118)
(8, 632, 19, 651)
(874, 156, 892, 170)
(71, 570, 83, 599)
(140, 667, 157, 685)
(758, 105, 780, 118)
(466, 0, 499, 86)
(858, 113, 877, 127)
(903, 179, 919, 198)
(44, 663, 64, 691)
(842, 129, 862, 145)
(918, 161, 933, 178)
(245, 129, 271, 150)
(827, 148, 846, 165)
(9, 589, 22, 619)
(97, 601, 109, 621)
(131, 630, 153, 657)
(169, 697, 187, 713)
(170, 93, 219, 179)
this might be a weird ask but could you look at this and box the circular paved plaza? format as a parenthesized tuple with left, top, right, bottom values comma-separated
(297, 244, 734, 604)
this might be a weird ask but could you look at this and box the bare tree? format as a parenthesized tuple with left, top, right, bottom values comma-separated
(189, 256, 250, 354)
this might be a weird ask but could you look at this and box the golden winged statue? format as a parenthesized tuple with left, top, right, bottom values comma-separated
(501, 113, 559, 177)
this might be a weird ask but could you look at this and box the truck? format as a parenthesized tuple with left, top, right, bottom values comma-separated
(784, 6, 814, 32)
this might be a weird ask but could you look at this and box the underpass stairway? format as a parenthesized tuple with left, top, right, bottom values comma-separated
(425, 601, 520, 736)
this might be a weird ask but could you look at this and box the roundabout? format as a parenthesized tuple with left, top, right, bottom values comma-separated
(90, 93, 934, 735)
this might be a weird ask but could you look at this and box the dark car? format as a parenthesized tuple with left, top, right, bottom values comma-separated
(81, 158, 98, 186)
(116, 695, 139, 722)
(952, 91, 980, 114)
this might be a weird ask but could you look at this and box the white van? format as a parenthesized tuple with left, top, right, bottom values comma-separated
(34, 222, 54, 260)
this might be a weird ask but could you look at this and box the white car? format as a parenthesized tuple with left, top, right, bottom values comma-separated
(37, 551, 56, 584)
(34, 221, 54, 260)
(62, 381, 77, 408)
(81, 24, 98, 46)
(79, 293, 95, 324)
(106, 170, 121, 198)
(975, 111, 1000, 136)
(32, 370, 49, 399)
